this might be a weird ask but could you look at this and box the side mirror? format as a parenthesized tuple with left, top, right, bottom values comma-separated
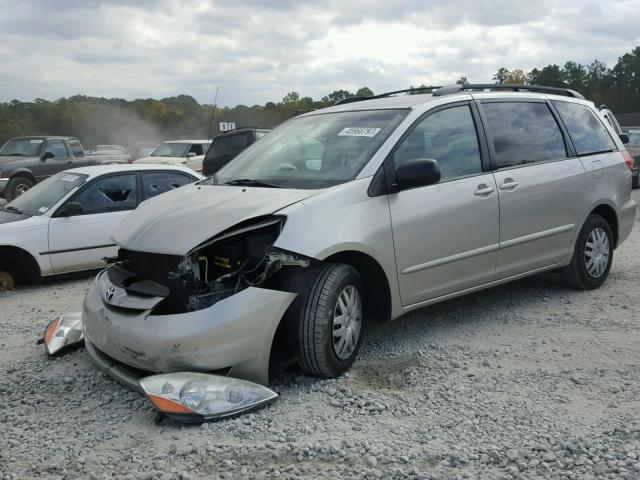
(394, 158, 441, 191)
(619, 133, 629, 144)
(186, 152, 197, 158)
(42, 151, 54, 160)
(57, 202, 83, 217)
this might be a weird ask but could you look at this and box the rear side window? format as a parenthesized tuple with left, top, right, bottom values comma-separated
(552, 101, 616, 156)
(482, 102, 566, 168)
(142, 172, 193, 200)
(68, 140, 85, 158)
(72, 174, 138, 214)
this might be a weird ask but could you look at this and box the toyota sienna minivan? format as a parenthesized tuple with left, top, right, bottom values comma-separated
(82, 84, 636, 395)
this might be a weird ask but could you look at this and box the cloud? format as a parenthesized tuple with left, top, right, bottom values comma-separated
(0, 0, 638, 106)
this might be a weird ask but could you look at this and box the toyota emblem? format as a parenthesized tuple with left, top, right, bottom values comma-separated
(105, 286, 116, 302)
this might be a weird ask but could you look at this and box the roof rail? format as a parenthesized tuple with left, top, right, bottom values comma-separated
(433, 84, 585, 99)
(335, 86, 442, 105)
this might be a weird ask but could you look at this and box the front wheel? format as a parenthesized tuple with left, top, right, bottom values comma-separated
(297, 263, 365, 378)
(560, 214, 613, 290)
(5, 175, 35, 202)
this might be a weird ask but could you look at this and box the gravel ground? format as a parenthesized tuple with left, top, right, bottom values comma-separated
(1, 191, 639, 480)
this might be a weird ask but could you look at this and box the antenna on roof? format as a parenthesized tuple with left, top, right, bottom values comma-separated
(208, 86, 219, 140)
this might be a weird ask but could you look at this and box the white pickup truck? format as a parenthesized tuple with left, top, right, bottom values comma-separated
(134, 139, 211, 173)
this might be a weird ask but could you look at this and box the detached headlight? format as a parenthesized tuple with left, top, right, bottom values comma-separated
(41, 312, 84, 355)
(139, 372, 278, 423)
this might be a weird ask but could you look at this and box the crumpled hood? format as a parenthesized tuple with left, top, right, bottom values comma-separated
(113, 183, 317, 255)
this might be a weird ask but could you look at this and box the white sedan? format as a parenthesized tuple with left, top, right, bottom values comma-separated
(134, 140, 211, 173)
(0, 164, 201, 289)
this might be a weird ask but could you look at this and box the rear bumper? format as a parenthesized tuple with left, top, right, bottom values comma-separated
(617, 196, 636, 246)
(83, 269, 297, 388)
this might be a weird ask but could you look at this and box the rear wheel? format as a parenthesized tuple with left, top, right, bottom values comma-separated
(5, 176, 34, 202)
(296, 263, 365, 378)
(560, 214, 613, 290)
(0, 270, 15, 291)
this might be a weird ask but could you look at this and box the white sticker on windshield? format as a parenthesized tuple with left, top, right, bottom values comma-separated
(38, 206, 48, 213)
(338, 127, 381, 138)
(61, 174, 79, 182)
(30, 139, 44, 144)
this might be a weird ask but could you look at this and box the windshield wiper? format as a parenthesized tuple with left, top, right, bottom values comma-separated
(3, 205, 24, 214)
(3, 153, 26, 156)
(225, 179, 281, 188)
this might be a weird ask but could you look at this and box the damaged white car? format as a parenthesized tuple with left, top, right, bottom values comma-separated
(80, 85, 635, 421)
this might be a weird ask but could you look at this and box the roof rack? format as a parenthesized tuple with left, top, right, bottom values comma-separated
(433, 84, 585, 99)
(335, 86, 442, 105)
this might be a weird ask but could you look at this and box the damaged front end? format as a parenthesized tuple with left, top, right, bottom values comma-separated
(108, 215, 310, 315)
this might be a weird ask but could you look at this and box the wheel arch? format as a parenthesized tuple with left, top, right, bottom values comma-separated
(0, 245, 41, 282)
(590, 203, 619, 248)
(9, 169, 37, 184)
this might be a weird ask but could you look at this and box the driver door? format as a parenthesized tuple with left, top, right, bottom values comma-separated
(36, 139, 73, 181)
(388, 103, 500, 306)
(47, 173, 139, 273)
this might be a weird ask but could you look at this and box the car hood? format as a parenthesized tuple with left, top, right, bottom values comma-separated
(112, 183, 318, 255)
(0, 209, 32, 224)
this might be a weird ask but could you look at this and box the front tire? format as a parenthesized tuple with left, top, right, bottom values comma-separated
(560, 214, 613, 290)
(297, 263, 365, 378)
(5, 176, 35, 202)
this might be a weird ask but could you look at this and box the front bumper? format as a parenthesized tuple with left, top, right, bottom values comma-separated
(83, 270, 297, 389)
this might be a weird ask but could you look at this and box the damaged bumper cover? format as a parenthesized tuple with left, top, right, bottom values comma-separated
(83, 269, 297, 390)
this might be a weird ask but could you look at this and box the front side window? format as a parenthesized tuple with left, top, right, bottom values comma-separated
(70, 174, 137, 214)
(212, 109, 408, 189)
(393, 105, 482, 181)
(188, 144, 205, 156)
(142, 172, 193, 200)
(482, 102, 567, 168)
(5, 172, 87, 215)
(45, 140, 69, 158)
(552, 101, 617, 156)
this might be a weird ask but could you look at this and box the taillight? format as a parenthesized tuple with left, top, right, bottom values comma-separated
(622, 150, 635, 171)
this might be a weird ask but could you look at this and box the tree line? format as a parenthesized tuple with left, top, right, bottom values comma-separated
(0, 46, 638, 147)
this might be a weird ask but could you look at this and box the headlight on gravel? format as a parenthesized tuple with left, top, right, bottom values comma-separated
(41, 312, 84, 355)
(139, 372, 278, 423)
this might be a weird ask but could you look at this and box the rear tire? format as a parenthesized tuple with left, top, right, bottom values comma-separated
(5, 176, 35, 202)
(295, 263, 365, 378)
(560, 214, 613, 290)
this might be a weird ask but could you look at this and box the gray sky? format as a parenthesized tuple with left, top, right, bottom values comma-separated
(0, 0, 639, 106)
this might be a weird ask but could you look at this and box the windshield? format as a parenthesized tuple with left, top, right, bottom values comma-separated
(5, 172, 88, 216)
(0, 138, 44, 157)
(151, 143, 189, 157)
(628, 131, 640, 147)
(211, 109, 408, 189)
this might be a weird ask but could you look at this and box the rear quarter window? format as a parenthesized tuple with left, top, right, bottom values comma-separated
(552, 101, 616, 156)
(481, 102, 567, 169)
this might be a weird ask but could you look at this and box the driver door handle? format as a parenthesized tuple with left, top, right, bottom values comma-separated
(499, 179, 519, 190)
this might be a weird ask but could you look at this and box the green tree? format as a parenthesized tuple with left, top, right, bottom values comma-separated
(356, 87, 374, 97)
(493, 67, 511, 84)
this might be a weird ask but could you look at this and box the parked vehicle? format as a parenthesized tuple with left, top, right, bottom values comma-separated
(135, 147, 156, 160)
(599, 105, 624, 135)
(202, 128, 270, 177)
(127, 142, 158, 160)
(622, 127, 640, 189)
(0, 164, 200, 289)
(87, 145, 132, 164)
(0, 136, 96, 201)
(83, 84, 635, 403)
(134, 140, 211, 173)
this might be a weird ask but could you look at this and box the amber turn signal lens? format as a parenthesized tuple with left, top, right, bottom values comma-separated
(44, 318, 60, 346)
(147, 394, 194, 414)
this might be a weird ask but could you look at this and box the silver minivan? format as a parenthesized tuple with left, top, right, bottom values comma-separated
(83, 84, 636, 396)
